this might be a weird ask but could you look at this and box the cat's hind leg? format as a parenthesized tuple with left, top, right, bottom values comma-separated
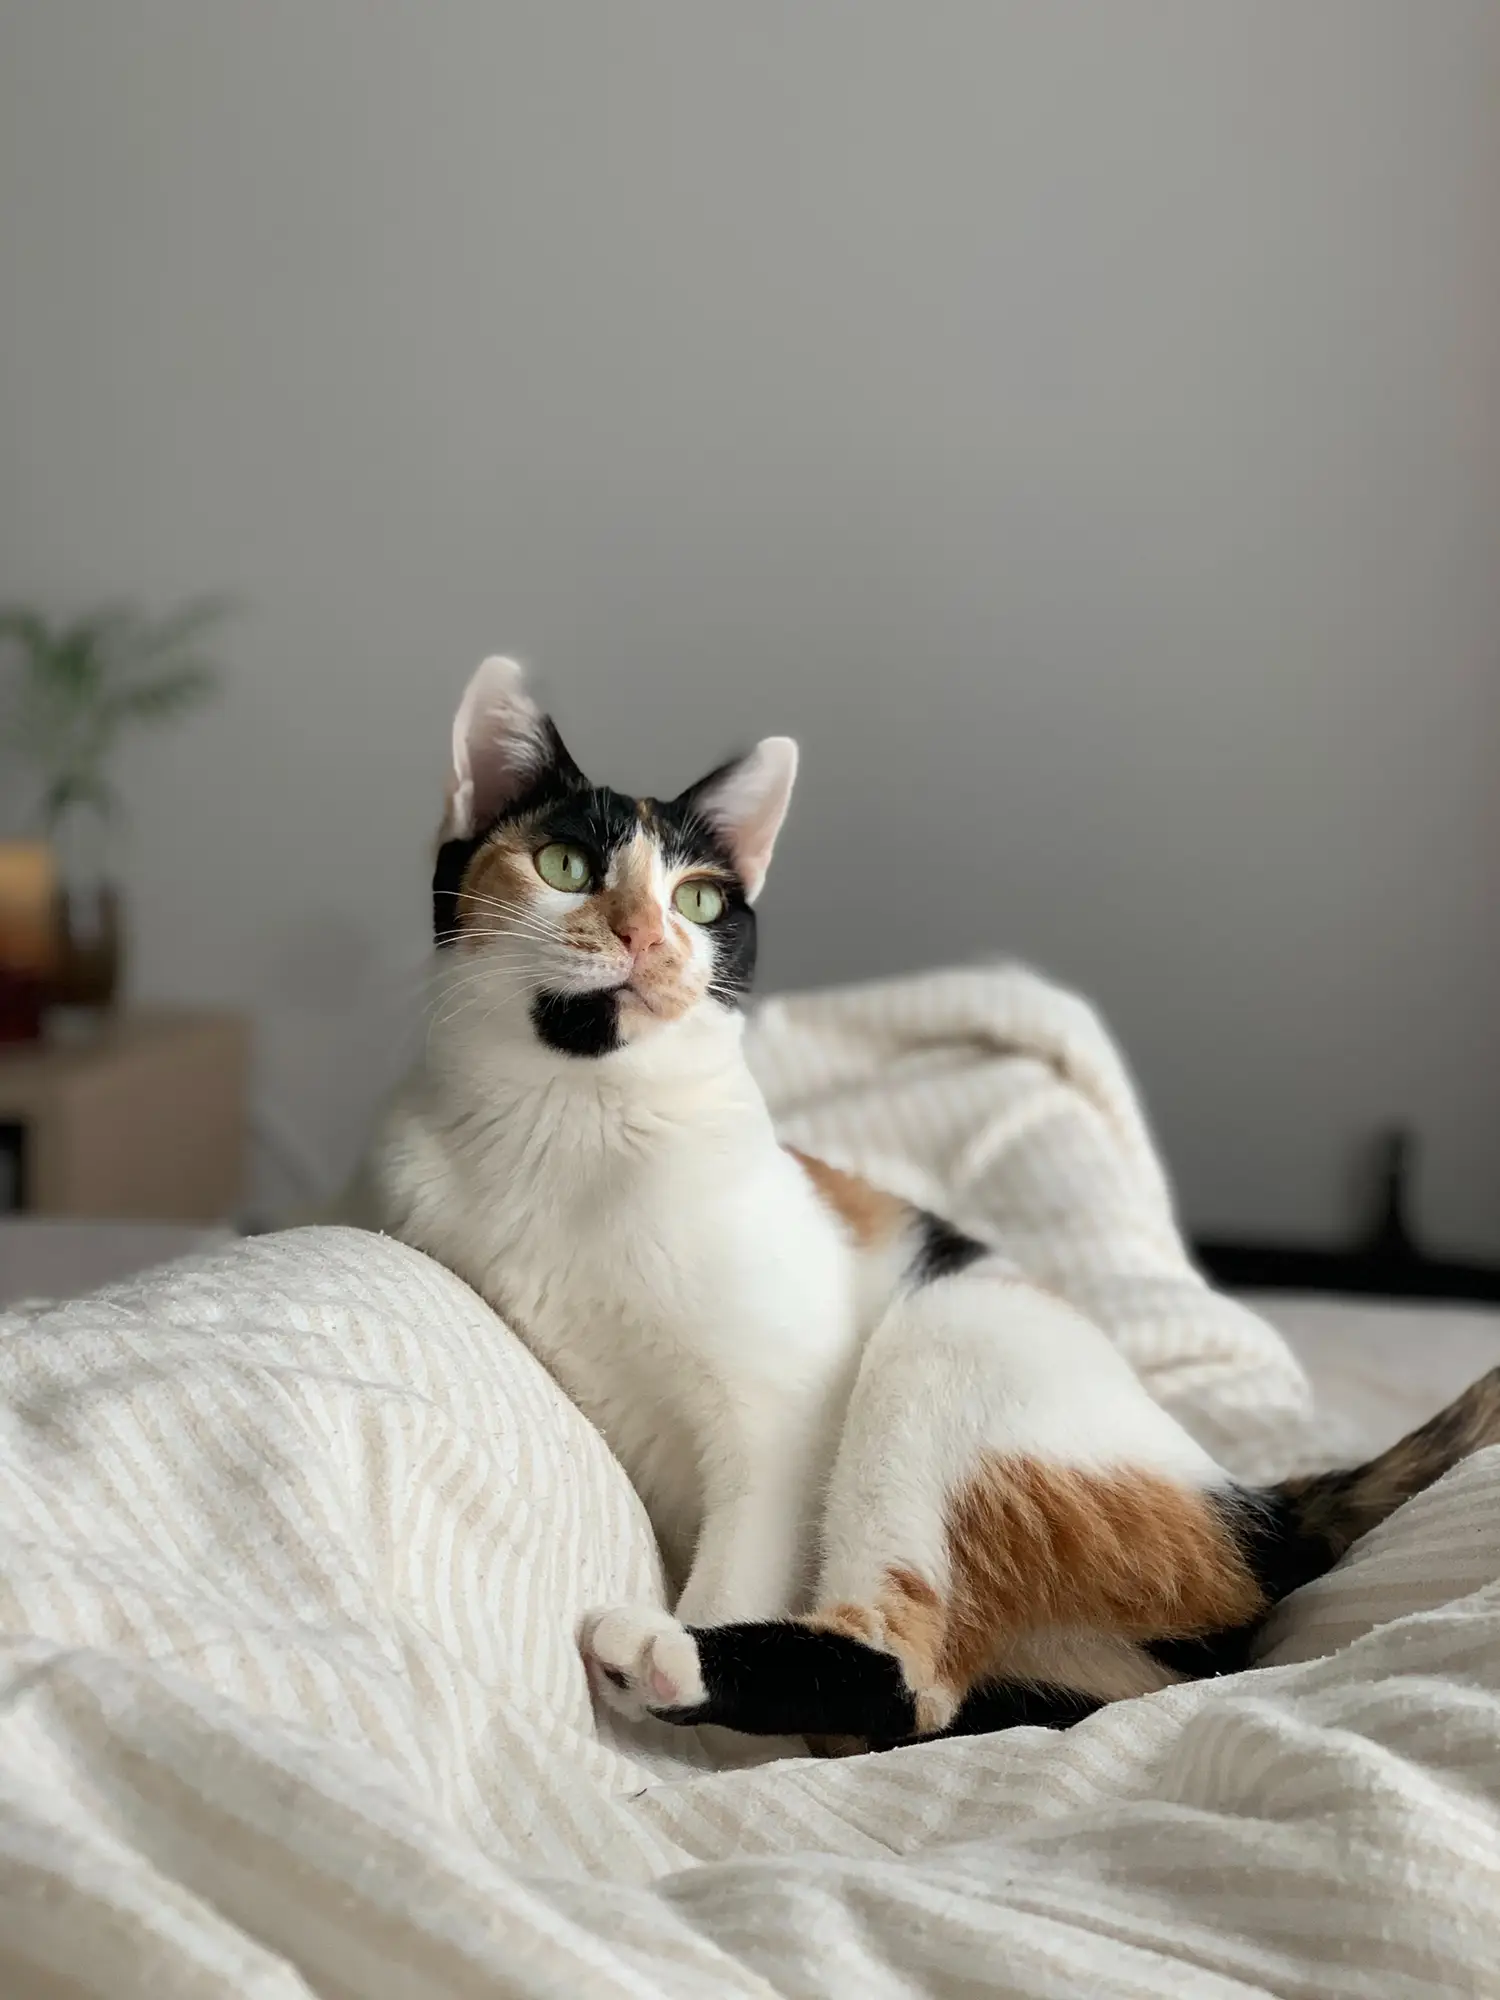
(598, 1245, 1247, 1743)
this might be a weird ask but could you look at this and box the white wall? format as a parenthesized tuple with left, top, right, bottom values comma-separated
(2, 1, 1497, 1246)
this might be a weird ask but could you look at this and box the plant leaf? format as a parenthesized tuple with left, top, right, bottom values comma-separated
(2, 595, 227, 790)
(42, 768, 118, 829)
(110, 660, 220, 721)
(0, 607, 57, 661)
(132, 594, 233, 660)
(110, 598, 232, 693)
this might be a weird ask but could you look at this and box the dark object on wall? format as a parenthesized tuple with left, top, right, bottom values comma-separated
(0, 972, 44, 1045)
(1196, 1129, 1500, 1305)
(0, 1120, 26, 1211)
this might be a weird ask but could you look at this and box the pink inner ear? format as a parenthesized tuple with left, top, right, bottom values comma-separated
(697, 737, 798, 901)
(445, 656, 553, 838)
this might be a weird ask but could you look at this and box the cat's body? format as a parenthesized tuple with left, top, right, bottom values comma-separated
(375, 1004, 859, 1612)
(360, 656, 1500, 1750)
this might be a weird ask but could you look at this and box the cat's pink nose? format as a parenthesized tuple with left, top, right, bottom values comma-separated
(613, 912, 663, 956)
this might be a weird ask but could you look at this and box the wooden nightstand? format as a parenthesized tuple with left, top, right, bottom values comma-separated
(0, 1011, 248, 1220)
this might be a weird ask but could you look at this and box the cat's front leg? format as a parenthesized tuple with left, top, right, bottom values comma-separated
(580, 1604, 706, 1721)
(673, 1476, 813, 1627)
(582, 1440, 817, 1723)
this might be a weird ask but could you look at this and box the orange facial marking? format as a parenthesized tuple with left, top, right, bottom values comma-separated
(455, 828, 539, 945)
(597, 831, 663, 949)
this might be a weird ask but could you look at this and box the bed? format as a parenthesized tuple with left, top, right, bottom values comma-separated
(2, 967, 1497, 1998)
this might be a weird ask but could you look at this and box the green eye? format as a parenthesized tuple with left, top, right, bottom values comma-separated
(535, 842, 594, 892)
(673, 879, 725, 925)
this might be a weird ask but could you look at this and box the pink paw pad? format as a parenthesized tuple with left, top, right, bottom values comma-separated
(580, 1606, 707, 1721)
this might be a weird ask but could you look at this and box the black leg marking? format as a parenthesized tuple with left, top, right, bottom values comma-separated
(1145, 1624, 1261, 1681)
(649, 1631, 1102, 1751)
(940, 1679, 1103, 1739)
(652, 1625, 918, 1741)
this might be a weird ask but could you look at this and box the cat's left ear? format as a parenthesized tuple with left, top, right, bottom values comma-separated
(443, 655, 585, 839)
(679, 737, 798, 902)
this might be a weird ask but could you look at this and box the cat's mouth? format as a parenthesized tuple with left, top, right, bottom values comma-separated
(616, 979, 663, 1017)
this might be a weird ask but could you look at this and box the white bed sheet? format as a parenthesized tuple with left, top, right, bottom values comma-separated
(2, 967, 1498, 1998)
(1255, 1291, 1500, 1448)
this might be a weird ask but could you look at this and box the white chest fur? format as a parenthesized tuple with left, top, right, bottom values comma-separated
(369, 1014, 863, 1585)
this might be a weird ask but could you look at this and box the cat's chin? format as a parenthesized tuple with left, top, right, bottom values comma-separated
(617, 982, 695, 1025)
(529, 988, 623, 1059)
(527, 980, 717, 1060)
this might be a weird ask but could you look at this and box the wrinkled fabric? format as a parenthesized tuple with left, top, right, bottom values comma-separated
(2, 966, 1495, 1998)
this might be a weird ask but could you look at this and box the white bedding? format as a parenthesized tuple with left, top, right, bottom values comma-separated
(1257, 1292, 1500, 1450)
(2, 966, 1498, 1998)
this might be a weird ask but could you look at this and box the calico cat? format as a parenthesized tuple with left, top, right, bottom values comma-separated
(362, 655, 1500, 1751)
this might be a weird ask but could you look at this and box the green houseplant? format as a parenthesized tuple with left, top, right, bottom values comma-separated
(0, 598, 228, 1007)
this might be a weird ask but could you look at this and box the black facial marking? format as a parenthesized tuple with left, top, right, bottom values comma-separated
(433, 833, 486, 948)
(522, 786, 641, 867)
(534, 715, 589, 792)
(530, 989, 622, 1059)
(701, 897, 758, 1008)
(654, 1625, 918, 1741)
(662, 763, 757, 1000)
(908, 1212, 989, 1286)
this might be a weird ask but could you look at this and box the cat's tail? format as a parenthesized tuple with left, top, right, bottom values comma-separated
(1237, 1363, 1500, 1606)
(1148, 1364, 1500, 1683)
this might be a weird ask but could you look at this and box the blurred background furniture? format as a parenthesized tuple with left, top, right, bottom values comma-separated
(0, 1010, 247, 1220)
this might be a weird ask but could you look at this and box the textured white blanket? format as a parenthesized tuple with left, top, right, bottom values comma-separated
(2, 967, 1497, 1997)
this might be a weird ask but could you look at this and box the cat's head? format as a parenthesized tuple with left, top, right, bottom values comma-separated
(431, 657, 797, 1059)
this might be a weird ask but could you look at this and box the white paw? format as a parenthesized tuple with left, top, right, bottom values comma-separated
(579, 1605, 707, 1721)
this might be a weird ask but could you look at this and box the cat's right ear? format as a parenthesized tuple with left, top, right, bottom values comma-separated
(443, 656, 586, 839)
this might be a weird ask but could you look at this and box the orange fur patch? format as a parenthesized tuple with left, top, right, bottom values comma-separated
(879, 1569, 954, 1729)
(787, 1149, 909, 1248)
(804, 1602, 881, 1646)
(805, 1568, 955, 1730)
(939, 1457, 1265, 1692)
(880, 1567, 947, 1682)
(596, 830, 657, 943)
(801, 1464, 1261, 1733)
